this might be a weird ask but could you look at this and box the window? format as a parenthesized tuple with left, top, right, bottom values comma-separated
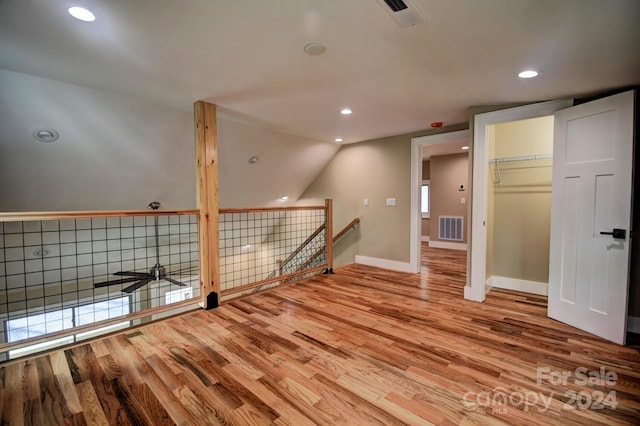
(6, 309, 73, 342)
(421, 180, 430, 218)
(165, 287, 193, 305)
(5, 296, 131, 358)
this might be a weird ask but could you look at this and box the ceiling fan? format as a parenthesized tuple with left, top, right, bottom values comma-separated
(94, 201, 197, 293)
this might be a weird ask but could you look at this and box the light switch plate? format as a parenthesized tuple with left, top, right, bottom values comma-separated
(386, 198, 397, 207)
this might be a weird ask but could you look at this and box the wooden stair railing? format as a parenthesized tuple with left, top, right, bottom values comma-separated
(263, 222, 326, 281)
(256, 217, 360, 292)
(294, 217, 360, 274)
(332, 217, 361, 243)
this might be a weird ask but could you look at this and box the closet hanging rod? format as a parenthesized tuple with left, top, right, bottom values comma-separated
(489, 153, 553, 164)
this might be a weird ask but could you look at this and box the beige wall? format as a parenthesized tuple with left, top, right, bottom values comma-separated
(487, 116, 554, 284)
(422, 161, 431, 180)
(429, 153, 469, 243)
(299, 124, 467, 268)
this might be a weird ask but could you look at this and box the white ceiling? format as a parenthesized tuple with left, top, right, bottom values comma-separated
(1, 0, 639, 145)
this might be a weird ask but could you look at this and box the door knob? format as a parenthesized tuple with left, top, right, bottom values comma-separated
(600, 228, 626, 239)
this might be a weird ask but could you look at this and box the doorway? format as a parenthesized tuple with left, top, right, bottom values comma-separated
(469, 92, 635, 345)
(410, 130, 469, 273)
(485, 116, 554, 296)
(468, 100, 572, 301)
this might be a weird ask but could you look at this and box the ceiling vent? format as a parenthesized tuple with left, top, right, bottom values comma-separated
(376, 0, 424, 27)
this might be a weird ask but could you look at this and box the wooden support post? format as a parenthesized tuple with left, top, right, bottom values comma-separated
(324, 198, 334, 274)
(194, 101, 220, 309)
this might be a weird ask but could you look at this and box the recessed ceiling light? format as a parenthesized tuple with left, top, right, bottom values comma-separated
(248, 155, 259, 164)
(334, 137, 343, 142)
(461, 146, 469, 150)
(280, 195, 289, 201)
(33, 128, 59, 143)
(304, 43, 326, 56)
(68, 6, 96, 22)
(518, 70, 538, 79)
(340, 108, 352, 115)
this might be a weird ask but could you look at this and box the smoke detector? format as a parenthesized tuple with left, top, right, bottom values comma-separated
(376, 0, 424, 27)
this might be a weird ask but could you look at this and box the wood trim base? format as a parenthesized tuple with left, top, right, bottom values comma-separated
(355, 255, 413, 273)
(487, 275, 548, 296)
(428, 241, 467, 251)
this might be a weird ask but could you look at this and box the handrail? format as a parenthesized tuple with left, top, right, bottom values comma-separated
(278, 217, 358, 275)
(260, 222, 326, 282)
(219, 205, 325, 214)
(0, 209, 201, 357)
(219, 200, 332, 299)
(280, 223, 326, 268)
(294, 217, 360, 273)
(0, 209, 199, 222)
(333, 217, 360, 243)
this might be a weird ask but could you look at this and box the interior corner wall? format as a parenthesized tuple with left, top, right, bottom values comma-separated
(299, 124, 467, 268)
(428, 153, 469, 243)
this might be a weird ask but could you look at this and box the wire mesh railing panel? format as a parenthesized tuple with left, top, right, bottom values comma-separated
(0, 212, 199, 360)
(219, 207, 328, 294)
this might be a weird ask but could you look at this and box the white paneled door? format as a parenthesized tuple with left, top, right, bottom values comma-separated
(548, 91, 635, 345)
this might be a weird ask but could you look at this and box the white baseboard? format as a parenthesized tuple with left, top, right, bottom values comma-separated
(355, 255, 414, 273)
(488, 275, 548, 296)
(485, 276, 494, 294)
(628, 316, 640, 334)
(421, 236, 430, 242)
(428, 241, 467, 251)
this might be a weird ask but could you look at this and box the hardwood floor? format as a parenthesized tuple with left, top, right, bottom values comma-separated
(2, 244, 640, 425)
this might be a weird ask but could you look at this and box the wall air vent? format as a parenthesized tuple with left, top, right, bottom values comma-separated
(376, 0, 424, 27)
(439, 216, 464, 241)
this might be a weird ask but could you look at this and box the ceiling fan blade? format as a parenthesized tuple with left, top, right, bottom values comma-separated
(114, 271, 149, 277)
(168, 264, 199, 275)
(164, 277, 187, 287)
(123, 279, 152, 293)
(94, 275, 150, 288)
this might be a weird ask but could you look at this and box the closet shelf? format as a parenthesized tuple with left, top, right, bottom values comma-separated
(489, 153, 552, 164)
(490, 153, 553, 185)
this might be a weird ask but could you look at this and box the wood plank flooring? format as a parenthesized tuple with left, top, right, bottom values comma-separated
(2, 244, 640, 425)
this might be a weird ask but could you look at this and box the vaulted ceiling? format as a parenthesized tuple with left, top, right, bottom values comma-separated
(2, 0, 639, 144)
(1, 1, 639, 212)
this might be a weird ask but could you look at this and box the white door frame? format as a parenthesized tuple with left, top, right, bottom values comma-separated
(410, 130, 469, 273)
(467, 100, 573, 302)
